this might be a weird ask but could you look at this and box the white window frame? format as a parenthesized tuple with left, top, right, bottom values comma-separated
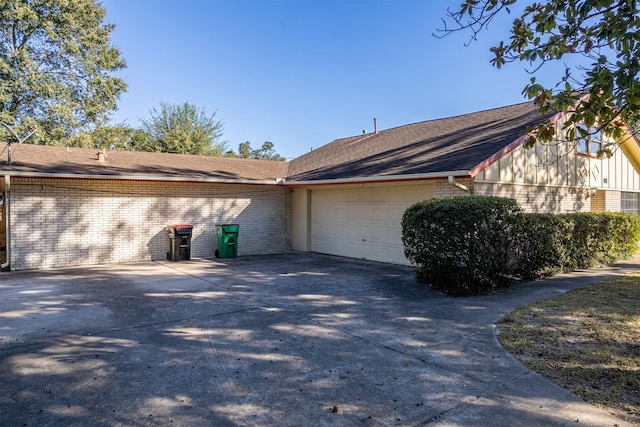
(575, 123, 602, 157)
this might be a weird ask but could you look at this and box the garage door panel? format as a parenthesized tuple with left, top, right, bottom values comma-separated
(310, 184, 434, 264)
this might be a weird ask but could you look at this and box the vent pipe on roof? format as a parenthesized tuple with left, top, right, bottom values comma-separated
(374, 117, 378, 134)
(97, 150, 106, 162)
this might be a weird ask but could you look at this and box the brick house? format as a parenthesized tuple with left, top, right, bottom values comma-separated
(2, 100, 640, 270)
(0, 148, 290, 270)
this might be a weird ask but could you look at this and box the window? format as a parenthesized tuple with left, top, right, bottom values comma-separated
(575, 123, 602, 157)
(621, 192, 640, 215)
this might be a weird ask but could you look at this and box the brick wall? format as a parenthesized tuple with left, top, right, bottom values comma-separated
(9, 178, 290, 270)
(604, 190, 621, 212)
(434, 178, 474, 198)
(590, 190, 606, 212)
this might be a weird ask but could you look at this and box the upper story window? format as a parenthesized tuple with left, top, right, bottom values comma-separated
(575, 123, 602, 157)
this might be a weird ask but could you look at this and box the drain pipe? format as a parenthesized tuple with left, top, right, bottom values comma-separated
(448, 175, 470, 193)
(1, 175, 10, 270)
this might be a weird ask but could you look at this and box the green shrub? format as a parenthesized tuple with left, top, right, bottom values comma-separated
(561, 212, 640, 268)
(513, 213, 572, 279)
(402, 196, 640, 296)
(517, 212, 640, 276)
(402, 196, 523, 296)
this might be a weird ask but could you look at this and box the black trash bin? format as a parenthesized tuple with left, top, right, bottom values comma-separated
(167, 224, 193, 261)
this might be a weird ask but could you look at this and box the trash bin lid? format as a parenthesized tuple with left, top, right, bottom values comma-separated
(217, 224, 239, 232)
(168, 224, 193, 229)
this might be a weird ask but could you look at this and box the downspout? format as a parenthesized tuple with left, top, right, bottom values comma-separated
(1, 175, 9, 270)
(448, 175, 470, 193)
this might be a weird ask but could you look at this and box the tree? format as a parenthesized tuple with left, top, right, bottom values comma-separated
(139, 102, 226, 156)
(438, 0, 640, 152)
(227, 141, 286, 161)
(0, 0, 127, 144)
(237, 141, 253, 158)
(253, 141, 286, 160)
(68, 125, 151, 151)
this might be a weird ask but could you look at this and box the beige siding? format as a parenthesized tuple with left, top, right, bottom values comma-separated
(482, 141, 640, 190)
(476, 123, 640, 214)
(9, 178, 290, 270)
(601, 145, 640, 191)
(474, 182, 591, 213)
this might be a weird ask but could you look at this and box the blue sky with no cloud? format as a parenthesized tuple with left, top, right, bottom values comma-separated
(103, 0, 583, 159)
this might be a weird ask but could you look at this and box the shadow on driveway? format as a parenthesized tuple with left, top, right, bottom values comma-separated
(0, 253, 636, 426)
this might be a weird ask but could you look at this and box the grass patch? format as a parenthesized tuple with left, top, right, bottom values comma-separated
(497, 272, 640, 424)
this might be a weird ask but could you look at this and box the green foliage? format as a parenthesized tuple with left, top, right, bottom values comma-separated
(0, 0, 127, 144)
(402, 196, 523, 296)
(514, 213, 572, 278)
(402, 195, 640, 296)
(525, 212, 640, 273)
(68, 125, 151, 150)
(140, 102, 226, 156)
(439, 0, 640, 150)
(226, 141, 286, 161)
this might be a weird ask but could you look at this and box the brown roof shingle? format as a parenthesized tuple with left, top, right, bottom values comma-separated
(0, 144, 289, 183)
(0, 101, 558, 185)
(287, 101, 557, 182)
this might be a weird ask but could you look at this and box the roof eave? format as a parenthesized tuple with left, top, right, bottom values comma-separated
(0, 170, 286, 185)
(283, 170, 472, 186)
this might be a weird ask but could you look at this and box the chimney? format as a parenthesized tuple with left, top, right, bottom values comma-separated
(374, 117, 378, 134)
(97, 150, 106, 162)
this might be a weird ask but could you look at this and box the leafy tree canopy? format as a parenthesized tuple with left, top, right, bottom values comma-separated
(68, 125, 150, 151)
(0, 0, 127, 144)
(438, 0, 640, 152)
(227, 141, 286, 161)
(139, 102, 226, 156)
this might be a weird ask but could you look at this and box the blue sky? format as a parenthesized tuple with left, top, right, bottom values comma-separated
(102, 0, 571, 159)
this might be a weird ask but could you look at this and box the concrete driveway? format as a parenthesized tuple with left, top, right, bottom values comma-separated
(0, 253, 637, 426)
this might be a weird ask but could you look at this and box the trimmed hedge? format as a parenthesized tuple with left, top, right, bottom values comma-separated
(401, 196, 523, 296)
(402, 196, 640, 296)
(518, 211, 640, 277)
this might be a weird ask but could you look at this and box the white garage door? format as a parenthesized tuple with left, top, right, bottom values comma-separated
(310, 183, 434, 264)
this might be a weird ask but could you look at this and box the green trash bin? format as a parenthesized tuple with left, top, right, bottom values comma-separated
(215, 224, 239, 258)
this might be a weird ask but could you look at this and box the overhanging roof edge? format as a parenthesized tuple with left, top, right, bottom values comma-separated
(0, 170, 286, 185)
(283, 170, 472, 186)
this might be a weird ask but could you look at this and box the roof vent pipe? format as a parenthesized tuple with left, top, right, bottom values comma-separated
(97, 150, 106, 162)
(374, 117, 378, 134)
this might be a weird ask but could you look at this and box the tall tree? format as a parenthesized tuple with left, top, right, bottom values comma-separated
(0, 0, 127, 144)
(438, 0, 640, 151)
(140, 102, 226, 156)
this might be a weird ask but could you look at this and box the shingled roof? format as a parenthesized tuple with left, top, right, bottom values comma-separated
(0, 144, 289, 184)
(0, 101, 559, 185)
(287, 101, 558, 183)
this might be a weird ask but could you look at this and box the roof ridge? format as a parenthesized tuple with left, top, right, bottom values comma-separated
(336, 100, 539, 140)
